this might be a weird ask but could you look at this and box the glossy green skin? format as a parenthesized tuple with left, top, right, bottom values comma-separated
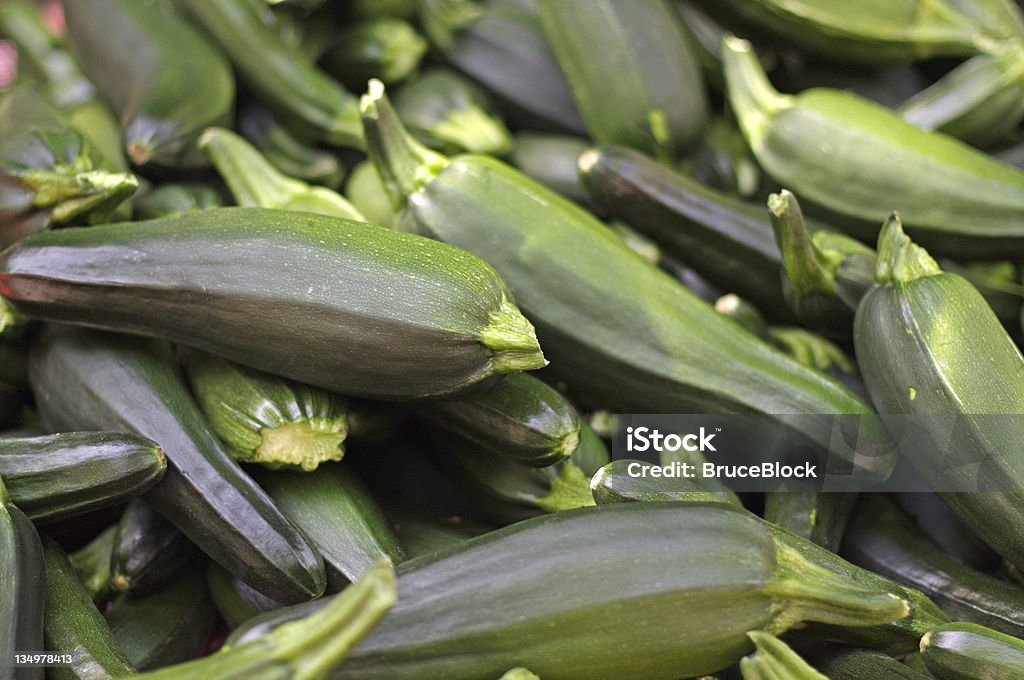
(63, 0, 234, 168)
(133, 184, 223, 220)
(0, 477, 45, 680)
(856, 271, 1024, 566)
(418, 373, 580, 467)
(206, 562, 281, 629)
(69, 526, 117, 604)
(41, 537, 135, 680)
(110, 500, 197, 597)
(763, 491, 857, 552)
(591, 459, 741, 506)
(28, 325, 325, 604)
(537, 0, 708, 158)
(922, 623, 1024, 680)
(1, 207, 532, 401)
(0, 432, 166, 523)
(843, 495, 1024, 639)
(815, 648, 931, 680)
(253, 465, 404, 593)
(106, 565, 214, 671)
(512, 132, 589, 203)
(178, 0, 361, 147)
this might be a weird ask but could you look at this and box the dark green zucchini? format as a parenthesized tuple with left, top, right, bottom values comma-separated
(253, 464, 404, 592)
(854, 217, 1024, 567)
(361, 82, 896, 478)
(739, 631, 826, 680)
(0, 474, 45, 680)
(110, 500, 197, 597)
(687, 115, 763, 200)
(0, 432, 166, 523)
(590, 459, 741, 506)
(387, 508, 487, 560)
(63, 0, 234, 168)
(69, 525, 117, 604)
(133, 184, 223, 221)
(206, 562, 282, 629)
(512, 132, 589, 204)
(322, 19, 427, 89)
(416, 372, 580, 467)
(894, 491, 1001, 571)
(41, 536, 135, 679)
(345, 160, 399, 228)
(2, 208, 545, 401)
(106, 564, 215, 671)
(237, 103, 345, 190)
(28, 325, 325, 603)
(763, 492, 858, 553)
(178, 0, 362, 148)
(813, 647, 932, 680)
(921, 622, 1024, 680)
(842, 495, 1024, 639)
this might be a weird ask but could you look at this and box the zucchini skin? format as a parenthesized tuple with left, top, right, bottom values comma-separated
(814, 648, 931, 680)
(110, 500, 197, 597)
(133, 184, 223, 221)
(512, 132, 590, 204)
(590, 459, 742, 506)
(69, 526, 117, 604)
(763, 491, 857, 553)
(236, 103, 345, 190)
(28, 325, 326, 604)
(0, 207, 544, 401)
(894, 491, 1001, 571)
(206, 562, 282, 629)
(0, 433, 166, 523)
(922, 622, 1024, 680)
(0, 476, 45, 680)
(322, 18, 428, 90)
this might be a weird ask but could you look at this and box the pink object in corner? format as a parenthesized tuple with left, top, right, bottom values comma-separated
(0, 41, 16, 91)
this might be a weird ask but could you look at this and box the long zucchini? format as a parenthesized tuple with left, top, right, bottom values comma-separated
(921, 622, 1024, 680)
(110, 500, 197, 597)
(28, 325, 326, 603)
(0, 474, 45, 680)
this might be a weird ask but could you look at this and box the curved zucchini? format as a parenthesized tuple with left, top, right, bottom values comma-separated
(763, 491, 857, 553)
(512, 132, 589, 204)
(237, 103, 344, 189)
(322, 19, 427, 89)
(921, 622, 1024, 680)
(739, 631, 826, 680)
(0, 432, 166, 523)
(2, 208, 544, 401)
(361, 82, 896, 478)
(0, 474, 45, 680)
(63, 0, 234, 168)
(133, 184, 223, 221)
(69, 525, 117, 604)
(814, 647, 931, 680)
(416, 372, 580, 467)
(854, 217, 1024, 567)
(345, 160, 399, 228)
(110, 500, 197, 597)
(537, 0, 708, 159)
(590, 459, 741, 506)
(28, 325, 326, 603)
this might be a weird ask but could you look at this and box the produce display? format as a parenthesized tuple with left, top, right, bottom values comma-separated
(4, 1, 1024, 678)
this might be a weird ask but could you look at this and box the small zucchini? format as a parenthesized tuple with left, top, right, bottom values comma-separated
(813, 647, 931, 680)
(110, 500, 197, 597)
(0, 432, 166, 523)
(69, 525, 117, 604)
(237, 103, 344, 189)
(321, 19, 428, 89)
(28, 325, 326, 604)
(345, 160, 399, 228)
(590, 459, 742, 506)
(63, 0, 235, 168)
(763, 491, 858, 553)
(921, 622, 1024, 680)
(739, 631, 827, 680)
(133, 184, 223, 221)
(537, 0, 709, 159)
(0, 474, 45, 680)
(512, 132, 589, 204)
(2, 208, 545, 401)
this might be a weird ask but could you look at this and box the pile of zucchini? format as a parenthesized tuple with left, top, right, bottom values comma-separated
(4, 0, 1024, 678)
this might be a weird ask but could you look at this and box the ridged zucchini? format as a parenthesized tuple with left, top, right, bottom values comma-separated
(0, 432, 166, 523)
(322, 19, 427, 89)
(1, 208, 545, 401)
(28, 325, 325, 603)
(69, 525, 117, 604)
(512, 132, 589, 204)
(590, 459, 742, 506)
(133, 184, 223, 221)
(0, 474, 45, 680)
(739, 631, 826, 680)
(110, 500, 197, 597)
(921, 622, 1024, 680)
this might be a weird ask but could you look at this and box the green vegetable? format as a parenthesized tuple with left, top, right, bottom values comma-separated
(894, 491, 1000, 571)
(63, 0, 234, 168)
(351, 0, 416, 20)
(590, 459, 742, 506)
(764, 492, 857, 553)
(206, 562, 282, 629)
(688, 115, 763, 199)
(0, 432, 166, 523)
(28, 325, 326, 604)
(739, 631, 827, 680)
(814, 647, 932, 680)
(0, 474, 45, 674)
(500, 670, 539, 680)
(70, 525, 117, 604)
(237, 104, 344, 189)
(110, 500, 198, 597)
(388, 509, 485, 560)
(512, 132, 589, 203)
(322, 19, 427, 88)
(133, 184, 223, 221)
(345, 160, 398, 228)
(921, 622, 1024, 680)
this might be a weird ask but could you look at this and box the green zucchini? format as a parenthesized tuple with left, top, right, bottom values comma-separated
(813, 647, 932, 680)
(512, 132, 589, 204)
(178, 0, 362, 148)
(894, 491, 1001, 571)
(41, 536, 135, 679)
(921, 622, 1024, 680)
(688, 115, 763, 200)
(133, 184, 223, 221)
(252, 464, 404, 592)
(739, 631, 826, 680)
(0, 432, 166, 523)
(394, 68, 513, 156)
(110, 500, 198, 597)
(345, 160, 399, 228)
(609, 221, 663, 266)
(766, 327, 857, 376)
(416, 372, 580, 467)
(69, 525, 117, 604)
(361, 82, 896, 478)
(418, 0, 586, 134)
(237, 103, 344, 189)
(198, 127, 364, 221)
(763, 492, 858, 553)
(854, 217, 1024, 567)
(842, 495, 1024, 639)
(499, 670, 539, 680)
(537, 0, 708, 159)
(28, 325, 326, 604)
(2, 208, 545, 401)
(590, 459, 742, 506)
(676, 1, 727, 92)
(182, 349, 348, 471)
(106, 564, 215, 671)
(206, 562, 282, 629)
(724, 37, 1024, 260)
(387, 508, 486, 560)
(63, 0, 234, 168)
(321, 19, 427, 89)
(0, 474, 45, 679)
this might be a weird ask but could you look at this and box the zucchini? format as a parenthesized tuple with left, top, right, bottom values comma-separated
(0, 474, 45, 680)
(2, 207, 546, 401)
(416, 372, 580, 467)
(41, 536, 136, 679)
(206, 562, 283, 629)
(813, 647, 931, 680)
(106, 564, 214, 671)
(388, 508, 487, 560)
(321, 19, 427, 89)
(63, 0, 234, 168)
(512, 132, 589, 204)
(237, 103, 344, 189)
(500, 670, 539, 680)
(723, 37, 1024, 260)
(854, 217, 1024, 567)
(69, 525, 117, 604)
(0, 432, 166, 523)
(687, 115, 763, 200)
(763, 492, 858, 553)
(361, 82, 896, 478)
(133, 184, 223, 221)
(197, 127, 365, 221)
(394, 68, 513, 156)
(28, 325, 326, 604)
(252, 464, 405, 592)
(738, 631, 826, 680)
(590, 459, 741, 506)
(345, 160, 399, 228)
(110, 500, 198, 597)
(418, 0, 586, 134)
(537, 0, 708, 159)
(842, 495, 1024, 639)
(178, 0, 362, 148)
(921, 622, 1024, 680)
(894, 491, 1001, 571)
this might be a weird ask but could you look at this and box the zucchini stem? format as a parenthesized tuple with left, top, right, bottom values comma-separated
(480, 297, 547, 373)
(740, 631, 828, 680)
(256, 421, 347, 472)
(18, 167, 138, 224)
(768, 190, 837, 296)
(875, 214, 941, 285)
(721, 36, 793, 150)
(429, 105, 514, 156)
(536, 463, 594, 513)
